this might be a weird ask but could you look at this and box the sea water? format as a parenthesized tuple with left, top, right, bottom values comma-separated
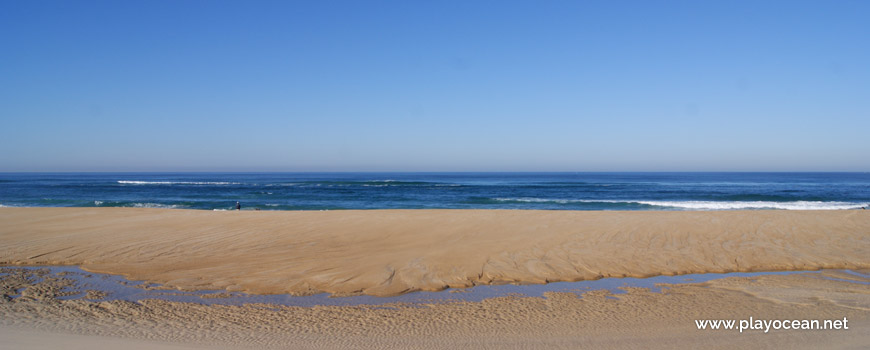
(3, 266, 841, 306)
(0, 172, 868, 211)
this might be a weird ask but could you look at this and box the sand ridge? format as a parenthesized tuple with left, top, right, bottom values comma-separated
(1, 207, 868, 296)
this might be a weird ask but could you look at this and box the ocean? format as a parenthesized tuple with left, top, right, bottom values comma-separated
(0, 172, 868, 211)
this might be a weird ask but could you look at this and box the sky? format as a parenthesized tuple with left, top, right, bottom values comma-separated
(1, 1, 868, 172)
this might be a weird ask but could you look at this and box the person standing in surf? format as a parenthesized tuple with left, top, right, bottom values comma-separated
(235, 201, 241, 211)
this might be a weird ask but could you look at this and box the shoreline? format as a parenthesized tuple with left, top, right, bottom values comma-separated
(2, 207, 868, 296)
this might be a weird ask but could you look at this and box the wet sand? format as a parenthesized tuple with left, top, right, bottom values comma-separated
(1, 268, 868, 349)
(1, 208, 868, 296)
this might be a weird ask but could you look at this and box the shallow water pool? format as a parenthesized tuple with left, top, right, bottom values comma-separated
(3, 266, 848, 307)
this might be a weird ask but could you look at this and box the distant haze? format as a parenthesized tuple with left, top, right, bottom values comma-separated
(1, 1, 868, 172)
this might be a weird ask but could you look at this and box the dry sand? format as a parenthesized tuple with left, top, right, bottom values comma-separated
(1, 208, 868, 296)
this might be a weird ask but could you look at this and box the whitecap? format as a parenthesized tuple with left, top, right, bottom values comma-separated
(128, 203, 182, 209)
(491, 198, 867, 210)
(117, 181, 239, 185)
(633, 200, 867, 211)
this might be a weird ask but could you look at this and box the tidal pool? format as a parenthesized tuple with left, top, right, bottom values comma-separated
(0, 266, 841, 307)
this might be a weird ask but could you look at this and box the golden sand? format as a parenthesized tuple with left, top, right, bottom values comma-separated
(1, 268, 868, 349)
(1, 207, 868, 296)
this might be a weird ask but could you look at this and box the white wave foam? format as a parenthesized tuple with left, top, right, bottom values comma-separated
(492, 198, 867, 210)
(493, 197, 623, 204)
(128, 203, 182, 209)
(94, 201, 103, 206)
(634, 200, 866, 210)
(0, 203, 31, 208)
(117, 181, 239, 185)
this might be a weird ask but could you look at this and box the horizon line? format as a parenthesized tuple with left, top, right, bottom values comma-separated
(2, 171, 869, 174)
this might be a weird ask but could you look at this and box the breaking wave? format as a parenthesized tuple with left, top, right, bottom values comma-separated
(490, 198, 867, 210)
(91, 201, 184, 209)
(128, 203, 183, 209)
(117, 181, 240, 185)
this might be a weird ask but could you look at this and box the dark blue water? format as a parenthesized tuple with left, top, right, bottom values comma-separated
(0, 173, 868, 211)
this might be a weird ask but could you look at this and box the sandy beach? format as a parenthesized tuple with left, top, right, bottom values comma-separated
(2, 207, 869, 349)
(5, 0, 869, 347)
(1, 267, 868, 349)
(1, 207, 868, 296)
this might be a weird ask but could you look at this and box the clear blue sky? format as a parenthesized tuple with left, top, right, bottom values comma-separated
(1, 0, 868, 172)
